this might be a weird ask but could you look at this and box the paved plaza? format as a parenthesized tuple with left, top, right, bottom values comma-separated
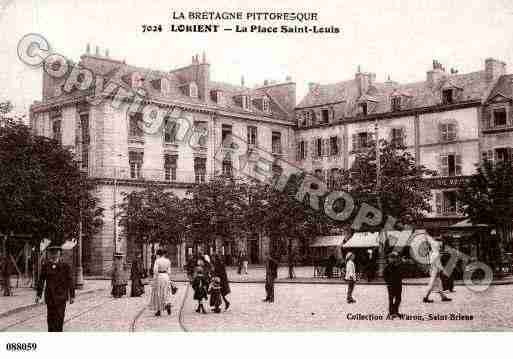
(1, 279, 512, 331)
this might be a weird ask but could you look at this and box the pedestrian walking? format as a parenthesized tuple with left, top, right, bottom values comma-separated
(192, 267, 209, 314)
(208, 276, 222, 313)
(242, 252, 249, 275)
(345, 252, 356, 303)
(383, 252, 403, 318)
(263, 255, 278, 303)
(288, 250, 296, 279)
(35, 246, 75, 332)
(440, 252, 455, 293)
(149, 249, 172, 316)
(213, 255, 231, 310)
(422, 242, 452, 303)
(237, 251, 242, 275)
(130, 254, 145, 297)
(111, 252, 127, 298)
(1, 255, 12, 297)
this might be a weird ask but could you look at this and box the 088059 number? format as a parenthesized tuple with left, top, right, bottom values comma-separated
(6, 343, 37, 351)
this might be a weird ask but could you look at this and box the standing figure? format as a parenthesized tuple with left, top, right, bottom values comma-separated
(213, 255, 231, 310)
(35, 246, 75, 332)
(345, 252, 357, 303)
(192, 267, 209, 314)
(111, 252, 127, 298)
(241, 252, 249, 275)
(263, 255, 278, 303)
(130, 254, 145, 297)
(440, 252, 455, 293)
(326, 254, 336, 279)
(149, 249, 172, 316)
(237, 252, 242, 275)
(1, 255, 12, 296)
(383, 252, 403, 318)
(208, 276, 222, 313)
(288, 250, 296, 279)
(423, 242, 452, 303)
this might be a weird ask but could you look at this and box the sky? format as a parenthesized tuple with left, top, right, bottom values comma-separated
(1, 0, 513, 115)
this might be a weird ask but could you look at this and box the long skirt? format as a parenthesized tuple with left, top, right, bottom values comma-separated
(149, 273, 171, 312)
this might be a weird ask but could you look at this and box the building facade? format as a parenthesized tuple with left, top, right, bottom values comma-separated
(30, 50, 513, 274)
(294, 58, 510, 232)
(30, 49, 295, 274)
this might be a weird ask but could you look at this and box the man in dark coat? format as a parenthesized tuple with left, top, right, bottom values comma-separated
(383, 252, 403, 319)
(213, 255, 231, 310)
(1, 255, 12, 296)
(263, 255, 278, 303)
(130, 254, 145, 297)
(36, 246, 75, 332)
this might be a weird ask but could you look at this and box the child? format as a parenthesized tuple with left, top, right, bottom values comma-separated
(209, 276, 222, 313)
(192, 268, 208, 314)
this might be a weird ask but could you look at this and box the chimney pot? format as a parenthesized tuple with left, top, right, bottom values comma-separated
(95, 46, 100, 56)
(285, 75, 292, 82)
(86, 43, 90, 54)
(264, 80, 269, 86)
(202, 51, 206, 63)
(241, 75, 245, 87)
(105, 49, 109, 57)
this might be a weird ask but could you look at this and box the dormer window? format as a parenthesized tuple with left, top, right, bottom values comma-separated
(442, 89, 454, 104)
(263, 97, 270, 113)
(211, 90, 224, 105)
(391, 96, 401, 111)
(242, 95, 251, 110)
(189, 82, 198, 98)
(359, 102, 368, 116)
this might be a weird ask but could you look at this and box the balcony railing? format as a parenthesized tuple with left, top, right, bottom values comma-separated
(87, 167, 210, 184)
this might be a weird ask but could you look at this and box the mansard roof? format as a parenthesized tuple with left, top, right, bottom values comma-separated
(297, 69, 492, 117)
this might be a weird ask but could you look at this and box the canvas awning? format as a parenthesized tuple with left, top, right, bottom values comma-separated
(343, 232, 380, 248)
(310, 235, 345, 247)
(384, 230, 413, 248)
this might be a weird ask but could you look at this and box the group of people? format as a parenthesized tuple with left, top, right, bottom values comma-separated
(190, 254, 231, 314)
(346, 242, 455, 319)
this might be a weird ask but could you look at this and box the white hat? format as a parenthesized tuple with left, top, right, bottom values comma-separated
(345, 252, 353, 260)
(203, 254, 211, 263)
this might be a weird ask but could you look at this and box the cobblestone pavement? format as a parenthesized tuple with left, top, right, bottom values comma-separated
(0, 280, 107, 317)
(181, 283, 513, 331)
(0, 282, 188, 332)
(2, 281, 512, 331)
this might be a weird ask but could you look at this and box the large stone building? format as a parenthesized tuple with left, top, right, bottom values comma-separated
(30, 49, 513, 274)
(30, 48, 295, 274)
(294, 58, 511, 235)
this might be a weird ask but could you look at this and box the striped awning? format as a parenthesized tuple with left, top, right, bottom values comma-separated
(310, 235, 346, 247)
(343, 232, 380, 248)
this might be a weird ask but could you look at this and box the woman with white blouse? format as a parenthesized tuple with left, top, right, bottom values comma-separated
(149, 249, 172, 316)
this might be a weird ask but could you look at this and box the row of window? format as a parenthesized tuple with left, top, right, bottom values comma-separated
(483, 107, 512, 129)
(128, 151, 207, 183)
(298, 89, 460, 128)
(222, 124, 283, 154)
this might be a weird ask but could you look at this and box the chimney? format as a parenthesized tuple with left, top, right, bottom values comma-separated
(95, 45, 100, 56)
(355, 68, 373, 96)
(241, 75, 245, 87)
(285, 75, 292, 82)
(105, 49, 109, 58)
(263, 80, 269, 86)
(202, 51, 206, 64)
(426, 59, 447, 86)
(485, 58, 506, 84)
(192, 55, 195, 64)
(86, 43, 90, 54)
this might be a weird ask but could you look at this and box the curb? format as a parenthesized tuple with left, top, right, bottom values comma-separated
(0, 287, 106, 320)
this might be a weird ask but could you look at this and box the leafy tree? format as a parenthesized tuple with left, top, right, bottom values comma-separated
(183, 175, 248, 256)
(118, 185, 185, 259)
(337, 139, 436, 228)
(458, 161, 513, 264)
(0, 120, 103, 252)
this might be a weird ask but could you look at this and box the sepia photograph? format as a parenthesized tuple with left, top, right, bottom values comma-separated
(1, 0, 513, 357)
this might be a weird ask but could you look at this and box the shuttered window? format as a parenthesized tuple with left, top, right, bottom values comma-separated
(164, 154, 177, 181)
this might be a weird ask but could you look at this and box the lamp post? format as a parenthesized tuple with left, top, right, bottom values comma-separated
(375, 119, 386, 278)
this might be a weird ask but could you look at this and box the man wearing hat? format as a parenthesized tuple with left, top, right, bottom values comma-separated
(383, 252, 403, 318)
(36, 245, 75, 332)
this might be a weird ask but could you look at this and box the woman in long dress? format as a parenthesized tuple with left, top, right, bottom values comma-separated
(149, 249, 172, 316)
(111, 253, 127, 298)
